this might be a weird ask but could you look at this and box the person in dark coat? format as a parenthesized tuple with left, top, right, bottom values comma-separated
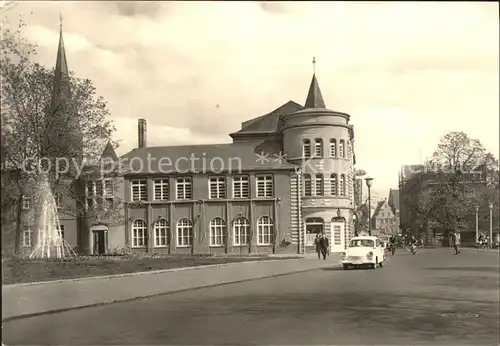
(314, 233, 322, 260)
(320, 233, 330, 260)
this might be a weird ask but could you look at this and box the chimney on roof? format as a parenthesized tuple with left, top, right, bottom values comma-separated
(138, 119, 147, 148)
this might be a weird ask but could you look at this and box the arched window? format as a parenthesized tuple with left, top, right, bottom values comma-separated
(257, 216, 274, 245)
(131, 219, 147, 248)
(315, 174, 324, 196)
(154, 219, 169, 248)
(210, 217, 226, 246)
(339, 140, 345, 158)
(329, 139, 336, 157)
(177, 218, 193, 247)
(304, 174, 312, 196)
(233, 217, 250, 246)
(302, 139, 311, 158)
(339, 174, 346, 196)
(314, 138, 323, 157)
(330, 174, 338, 196)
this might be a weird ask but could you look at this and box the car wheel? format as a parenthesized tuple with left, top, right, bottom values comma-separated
(379, 261, 383, 267)
(343, 264, 349, 270)
(371, 259, 377, 270)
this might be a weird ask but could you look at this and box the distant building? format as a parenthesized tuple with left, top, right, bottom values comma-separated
(399, 163, 488, 246)
(18, 23, 360, 256)
(372, 198, 398, 236)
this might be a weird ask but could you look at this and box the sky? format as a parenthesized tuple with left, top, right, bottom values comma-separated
(2, 1, 499, 199)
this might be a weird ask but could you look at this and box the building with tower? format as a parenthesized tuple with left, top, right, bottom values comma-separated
(20, 25, 358, 256)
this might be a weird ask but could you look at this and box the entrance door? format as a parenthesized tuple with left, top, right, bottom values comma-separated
(92, 230, 107, 255)
(305, 218, 324, 247)
(330, 222, 345, 252)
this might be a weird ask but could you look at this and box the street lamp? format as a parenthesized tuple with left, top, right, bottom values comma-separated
(365, 177, 374, 236)
(475, 206, 479, 244)
(489, 202, 493, 249)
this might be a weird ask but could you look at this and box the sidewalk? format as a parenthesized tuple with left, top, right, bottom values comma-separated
(2, 258, 335, 321)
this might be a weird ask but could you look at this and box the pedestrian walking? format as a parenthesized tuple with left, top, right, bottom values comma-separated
(450, 229, 461, 255)
(314, 233, 322, 260)
(320, 233, 330, 260)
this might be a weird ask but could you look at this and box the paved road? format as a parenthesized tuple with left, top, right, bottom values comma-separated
(3, 248, 499, 345)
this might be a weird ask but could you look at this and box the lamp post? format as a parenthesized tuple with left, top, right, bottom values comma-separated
(475, 206, 479, 244)
(489, 202, 493, 249)
(365, 177, 374, 236)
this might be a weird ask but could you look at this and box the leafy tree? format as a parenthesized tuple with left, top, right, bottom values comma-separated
(415, 132, 497, 232)
(1, 16, 121, 254)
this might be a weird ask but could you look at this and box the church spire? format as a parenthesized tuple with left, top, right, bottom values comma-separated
(52, 14, 69, 102)
(304, 58, 326, 109)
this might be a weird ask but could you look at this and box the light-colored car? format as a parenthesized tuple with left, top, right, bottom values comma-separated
(340, 236, 386, 270)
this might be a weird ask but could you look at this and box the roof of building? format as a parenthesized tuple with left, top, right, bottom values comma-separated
(372, 200, 386, 219)
(230, 100, 303, 137)
(101, 141, 118, 161)
(304, 74, 326, 109)
(388, 189, 399, 212)
(120, 142, 298, 175)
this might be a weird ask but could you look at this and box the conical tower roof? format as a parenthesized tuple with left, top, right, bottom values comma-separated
(101, 141, 118, 161)
(304, 74, 326, 109)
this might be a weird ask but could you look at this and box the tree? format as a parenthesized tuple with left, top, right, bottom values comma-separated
(1, 16, 120, 254)
(415, 132, 498, 232)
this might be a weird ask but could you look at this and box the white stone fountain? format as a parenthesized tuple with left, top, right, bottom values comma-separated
(29, 176, 76, 259)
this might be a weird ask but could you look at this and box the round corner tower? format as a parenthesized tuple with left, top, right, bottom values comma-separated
(282, 73, 356, 253)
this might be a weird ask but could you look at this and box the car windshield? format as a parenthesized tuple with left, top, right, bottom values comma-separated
(349, 239, 375, 247)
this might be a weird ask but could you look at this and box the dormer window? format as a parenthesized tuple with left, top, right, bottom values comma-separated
(314, 139, 323, 157)
(303, 139, 311, 158)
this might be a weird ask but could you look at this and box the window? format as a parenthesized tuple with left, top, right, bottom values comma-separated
(154, 219, 169, 247)
(209, 177, 226, 199)
(303, 139, 311, 158)
(105, 198, 114, 210)
(86, 181, 94, 196)
(177, 218, 193, 247)
(315, 174, 324, 196)
(339, 140, 345, 158)
(233, 217, 250, 246)
(329, 139, 336, 157)
(54, 192, 62, 209)
(233, 176, 250, 198)
(304, 174, 312, 196)
(176, 178, 192, 200)
(339, 174, 346, 196)
(104, 180, 113, 196)
(154, 179, 169, 200)
(57, 225, 65, 239)
(256, 175, 273, 198)
(22, 196, 31, 210)
(210, 217, 226, 246)
(95, 180, 103, 196)
(131, 219, 147, 248)
(86, 198, 94, 210)
(314, 139, 323, 157)
(257, 216, 274, 245)
(131, 180, 147, 201)
(330, 174, 338, 196)
(22, 226, 32, 247)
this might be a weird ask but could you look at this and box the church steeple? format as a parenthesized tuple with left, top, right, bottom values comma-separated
(52, 14, 70, 103)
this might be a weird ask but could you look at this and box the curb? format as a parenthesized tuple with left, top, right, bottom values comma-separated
(2, 264, 332, 323)
(3, 258, 301, 288)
